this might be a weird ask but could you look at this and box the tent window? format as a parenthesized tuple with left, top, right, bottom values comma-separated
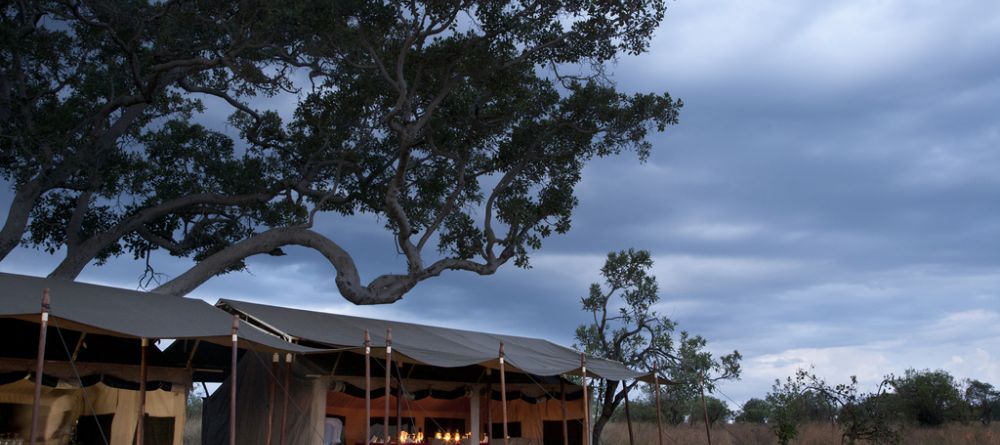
(542, 420, 583, 445)
(133, 416, 174, 445)
(491, 422, 522, 439)
(74, 413, 114, 445)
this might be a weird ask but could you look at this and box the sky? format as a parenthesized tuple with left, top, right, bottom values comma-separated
(3, 0, 1000, 408)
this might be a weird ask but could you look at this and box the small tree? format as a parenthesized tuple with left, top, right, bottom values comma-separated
(688, 395, 732, 427)
(575, 248, 741, 444)
(735, 398, 771, 424)
(963, 379, 999, 425)
(767, 369, 900, 445)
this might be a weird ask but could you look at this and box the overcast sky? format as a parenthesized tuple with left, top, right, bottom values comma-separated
(3, 0, 999, 407)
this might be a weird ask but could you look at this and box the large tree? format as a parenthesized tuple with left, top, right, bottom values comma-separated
(575, 249, 741, 444)
(2, 1, 682, 303)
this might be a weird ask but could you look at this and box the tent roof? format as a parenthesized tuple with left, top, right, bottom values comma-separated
(218, 298, 652, 382)
(0, 273, 320, 354)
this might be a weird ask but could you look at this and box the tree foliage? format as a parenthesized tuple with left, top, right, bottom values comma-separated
(574, 248, 740, 444)
(1, 0, 681, 304)
(964, 379, 1000, 425)
(735, 398, 770, 424)
(888, 369, 965, 426)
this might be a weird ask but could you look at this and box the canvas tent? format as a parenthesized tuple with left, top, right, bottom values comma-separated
(202, 299, 659, 445)
(0, 273, 318, 445)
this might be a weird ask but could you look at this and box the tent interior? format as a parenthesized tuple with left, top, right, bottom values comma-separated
(201, 350, 589, 445)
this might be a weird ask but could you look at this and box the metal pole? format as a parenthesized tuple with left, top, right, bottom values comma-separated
(623, 383, 634, 445)
(653, 363, 664, 445)
(384, 328, 392, 443)
(266, 353, 278, 445)
(581, 354, 590, 445)
(499, 343, 509, 445)
(230, 316, 239, 445)
(365, 329, 372, 445)
(137, 337, 149, 445)
(699, 373, 712, 445)
(280, 353, 291, 445)
(560, 380, 569, 445)
(29, 288, 50, 445)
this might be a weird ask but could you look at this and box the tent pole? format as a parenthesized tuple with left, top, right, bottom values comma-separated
(365, 329, 372, 445)
(560, 380, 568, 445)
(699, 372, 712, 445)
(395, 364, 402, 440)
(71, 332, 87, 362)
(653, 363, 664, 445)
(137, 337, 148, 445)
(230, 316, 239, 445)
(384, 328, 392, 443)
(278, 352, 292, 445)
(624, 383, 635, 445)
(266, 353, 278, 445)
(280, 353, 291, 445)
(486, 379, 493, 442)
(499, 342, 508, 445)
(29, 288, 50, 445)
(581, 354, 589, 445)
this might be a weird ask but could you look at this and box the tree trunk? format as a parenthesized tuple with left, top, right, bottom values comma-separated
(592, 413, 611, 445)
(592, 380, 620, 445)
(0, 180, 43, 261)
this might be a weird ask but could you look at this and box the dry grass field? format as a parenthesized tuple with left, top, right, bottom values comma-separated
(600, 421, 1000, 445)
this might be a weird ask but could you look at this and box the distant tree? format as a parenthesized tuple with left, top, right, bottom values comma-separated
(688, 395, 732, 427)
(765, 369, 839, 444)
(735, 398, 771, 424)
(575, 248, 741, 444)
(766, 369, 902, 444)
(889, 369, 964, 426)
(645, 384, 695, 425)
(2, 1, 682, 305)
(963, 379, 999, 425)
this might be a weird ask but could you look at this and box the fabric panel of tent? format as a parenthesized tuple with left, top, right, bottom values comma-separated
(217, 299, 659, 383)
(0, 273, 323, 355)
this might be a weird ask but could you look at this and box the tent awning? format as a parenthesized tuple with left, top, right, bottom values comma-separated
(0, 273, 321, 354)
(218, 299, 653, 382)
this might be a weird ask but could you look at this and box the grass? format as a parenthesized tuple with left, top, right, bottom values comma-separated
(600, 421, 1000, 445)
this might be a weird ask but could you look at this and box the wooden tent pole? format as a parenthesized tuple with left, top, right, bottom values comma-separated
(280, 353, 291, 445)
(137, 337, 149, 445)
(266, 353, 278, 445)
(365, 329, 372, 445)
(624, 383, 635, 445)
(581, 354, 590, 445)
(499, 342, 509, 445)
(699, 373, 712, 445)
(560, 379, 569, 445)
(230, 316, 239, 445)
(29, 288, 50, 445)
(653, 362, 664, 445)
(486, 380, 493, 441)
(384, 328, 392, 443)
(396, 366, 402, 440)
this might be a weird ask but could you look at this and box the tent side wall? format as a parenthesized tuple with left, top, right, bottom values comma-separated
(0, 378, 187, 445)
(202, 351, 329, 445)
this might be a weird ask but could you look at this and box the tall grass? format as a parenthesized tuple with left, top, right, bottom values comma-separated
(600, 421, 1000, 445)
